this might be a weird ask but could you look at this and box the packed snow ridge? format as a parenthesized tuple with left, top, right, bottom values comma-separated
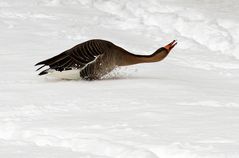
(90, 0, 239, 58)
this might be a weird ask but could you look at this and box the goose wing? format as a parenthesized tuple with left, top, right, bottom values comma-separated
(35, 39, 112, 75)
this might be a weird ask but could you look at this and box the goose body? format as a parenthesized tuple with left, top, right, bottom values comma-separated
(35, 39, 177, 80)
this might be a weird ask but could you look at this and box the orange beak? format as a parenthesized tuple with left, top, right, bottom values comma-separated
(164, 40, 177, 52)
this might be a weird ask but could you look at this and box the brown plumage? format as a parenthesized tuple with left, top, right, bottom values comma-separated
(35, 39, 177, 80)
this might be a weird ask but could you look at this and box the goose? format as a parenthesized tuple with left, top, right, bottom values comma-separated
(35, 39, 177, 80)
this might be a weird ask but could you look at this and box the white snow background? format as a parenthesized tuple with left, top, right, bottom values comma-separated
(0, 0, 239, 157)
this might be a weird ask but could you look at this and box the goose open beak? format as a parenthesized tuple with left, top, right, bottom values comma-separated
(164, 40, 177, 52)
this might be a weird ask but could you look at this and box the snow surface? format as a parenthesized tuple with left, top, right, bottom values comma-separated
(0, 0, 239, 158)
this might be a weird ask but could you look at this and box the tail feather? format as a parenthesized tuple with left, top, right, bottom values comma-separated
(38, 69, 50, 75)
(35, 52, 69, 74)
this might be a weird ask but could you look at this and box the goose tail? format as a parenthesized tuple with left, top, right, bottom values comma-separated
(35, 52, 68, 75)
(38, 68, 51, 76)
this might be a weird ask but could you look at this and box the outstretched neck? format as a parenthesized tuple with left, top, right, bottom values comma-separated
(119, 48, 169, 66)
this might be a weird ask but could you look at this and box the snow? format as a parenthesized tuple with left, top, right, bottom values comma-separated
(0, 0, 239, 158)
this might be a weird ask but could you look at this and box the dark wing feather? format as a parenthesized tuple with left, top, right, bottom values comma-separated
(35, 39, 113, 75)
